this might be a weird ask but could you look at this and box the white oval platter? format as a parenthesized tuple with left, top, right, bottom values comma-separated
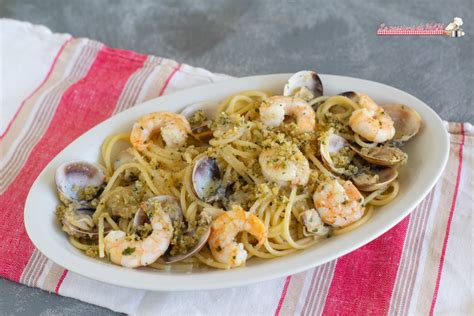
(24, 74, 449, 291)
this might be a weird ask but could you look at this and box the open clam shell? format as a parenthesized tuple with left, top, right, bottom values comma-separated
(56, 160, 105, 203)
(180, 101, 217, 122)
(350, 143, 407, 167)
(61, 205, 110, 238)
(284, 70, 323, 100)
(382, 103, 422, 142)
(320, 130, 353, 176)
(113, 148, 135, 170)
(132, 195, 184, 233)
(132, 207, 149, 228)
(352, 167, 398, 191)
(192, 156, 225, 203)
(181, 102, 217, 143)
(113, 149, 138, 182)
(160, 224, 211, 264)
(140, 195, 184, 223)
(132, 196, 211, 264)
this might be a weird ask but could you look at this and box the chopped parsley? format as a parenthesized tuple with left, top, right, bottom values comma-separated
(122, 247, 136, 256)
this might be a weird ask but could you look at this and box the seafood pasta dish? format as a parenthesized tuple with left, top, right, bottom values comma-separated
(55, 70, 422, 270)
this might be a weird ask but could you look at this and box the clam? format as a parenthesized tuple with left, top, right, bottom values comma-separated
(55, 161, 105, 204)
(132, 195, 183, 229)
(181, 102, 217, 143)
(382, 103, 422, 142)
(192, 156, 226, 203)
(60, 205, 110, 238)
(338, 91, 357, 99)
(223, 190, 249, 211)
(284, 70, 323, 100)
(148, 195, 184, 221)
(350, 143, 408, 167)
(113, 148, 135, 170)
(320, 130, 355, 176)
(161, 217, 211, 264)
(132, 207, 149, 228)
(352, 166, 398, 191)
(113, 149, 138, 182)
(133, 196, 211, 264)
(180, 101, 217, 121)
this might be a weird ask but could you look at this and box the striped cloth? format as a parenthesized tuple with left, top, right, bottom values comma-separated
(1, 19, 472, 315)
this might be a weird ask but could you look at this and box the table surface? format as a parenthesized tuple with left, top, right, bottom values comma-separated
(1, 0, 472, 314)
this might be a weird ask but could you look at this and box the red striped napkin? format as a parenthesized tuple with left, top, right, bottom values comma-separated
(1, 19, 472, 315)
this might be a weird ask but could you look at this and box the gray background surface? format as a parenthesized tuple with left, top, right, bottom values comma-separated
(1, 0, 472, 314)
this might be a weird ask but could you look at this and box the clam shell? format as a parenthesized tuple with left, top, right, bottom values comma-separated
(55, 161, 105, 203)
(61, 205, 110, 238)
(192, 156, 223, 202)
(133, 195, 184, 231)
(160, 226, 211, 264)
(351, 144, 407, 167)
(320, 130, 351, 175)
(181, 102, 216, 143)
(352, 167, 398, 191)
(147, 195, 184, 222)
(113, 149, 135, 171)
(284, 70, 323, 99)
(382, 103, 422, 142)
(180, 101, 217, 123)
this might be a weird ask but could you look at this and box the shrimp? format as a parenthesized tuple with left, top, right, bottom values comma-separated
(313, 178, 365, 228)
(259, 145, 310, 186)
(348, 93, 395, 143)
(130, 112, 191, 151)
(208, 207, 267, 267)
(104, 209, 173, 268)
(260, 96, 316, 133)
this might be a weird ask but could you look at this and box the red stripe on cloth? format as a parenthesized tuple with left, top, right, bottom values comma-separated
(0, 39, 72, 140)
(158, 64, 181, 96)
(322, 217, 410, 315)
(429, 123, 465, 315)
(0, 46, 146, 282)
(55, 270, 69, 294)
(274, 276, 292, 316)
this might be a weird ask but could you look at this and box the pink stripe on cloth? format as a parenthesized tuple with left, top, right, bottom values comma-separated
(55, 270, 69, 294)
(322, 217, 410, 315)
(0, 38, 72, 140)
(0, 45, 146, 282)
(429, 123, 465, 315)
(159, 64, 181, 96)
(274, 276, 292, 316)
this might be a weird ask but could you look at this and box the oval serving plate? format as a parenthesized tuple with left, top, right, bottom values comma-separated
(24, 74, 449, 291)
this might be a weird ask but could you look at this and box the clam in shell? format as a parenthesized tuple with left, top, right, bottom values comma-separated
(60, 205, 110, 238)
(382, 103, 422, 142)
(55, 160, 105, 204)
(352, 167, 398, 192)
(284, 70, 323, 100)
(351, 144, 408, 167)
(181, 102, 216, 143)
(192, 156, 226, 203)
(133, 196, 211, 264)
(320, 129, 356, 176)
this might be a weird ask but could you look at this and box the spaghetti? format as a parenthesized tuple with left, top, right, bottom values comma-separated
(55, 71, 421, 271)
